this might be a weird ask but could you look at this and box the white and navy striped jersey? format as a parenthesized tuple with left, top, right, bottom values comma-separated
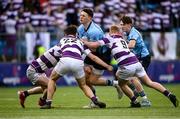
(59, 35, 91, 61)
(31, 45, 61, 73)
(98, 35, 138, 66)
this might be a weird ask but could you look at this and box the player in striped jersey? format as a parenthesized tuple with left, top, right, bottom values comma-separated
(82, 25, 179, 108)
(18, 45, 61, 108)
(40, 25, 113, 109)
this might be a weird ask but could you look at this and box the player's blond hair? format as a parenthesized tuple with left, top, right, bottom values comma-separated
(109, 25, 120, 34)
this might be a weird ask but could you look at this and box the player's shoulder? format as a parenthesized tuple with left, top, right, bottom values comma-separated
(77, 24, 84, 31)
(88, 23, 104, 36)
(130, 27, 140, 35)
(91, 22, 103, 31)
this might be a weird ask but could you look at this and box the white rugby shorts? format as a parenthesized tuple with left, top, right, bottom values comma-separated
(54, 57, 85, 79)
(116, 62, 146, 80)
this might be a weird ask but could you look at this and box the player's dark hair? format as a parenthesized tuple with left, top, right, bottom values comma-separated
(64, 25, 77, 36)
(81, 8, 94, 18)
(121, 16, 133, 24)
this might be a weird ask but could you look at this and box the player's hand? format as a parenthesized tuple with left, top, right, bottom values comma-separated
(81, 38, 88, 43)
(107, 65, 113, 72)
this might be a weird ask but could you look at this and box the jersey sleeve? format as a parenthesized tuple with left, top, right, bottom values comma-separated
(83, 45, 91, 55)
(128, 30, 139, 41)
(98, 38, 110, 46)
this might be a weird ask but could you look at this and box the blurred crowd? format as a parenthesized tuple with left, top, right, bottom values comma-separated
(0, 0, 180, 32)
(0, 0, 180, 62)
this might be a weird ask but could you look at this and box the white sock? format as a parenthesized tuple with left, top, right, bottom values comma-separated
(113, 80, 118, 86)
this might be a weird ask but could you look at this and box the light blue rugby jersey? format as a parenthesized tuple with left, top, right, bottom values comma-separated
(127, 27, 149, 58)
(77, 21, 104, 41)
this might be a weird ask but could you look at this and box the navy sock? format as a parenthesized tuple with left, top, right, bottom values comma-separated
(91, 96, 98, 104)
(24, 91, 29, 97)
(139, 91, 146, 97)
(131, 96, 137, 103)
(42, 93, 47, 99)
(106, 79, 113, 86)
(134, 90, 139, 97)
(163, 90, 170, 97)
(129, 83, 136, 91)
(91, 87, 96, 96)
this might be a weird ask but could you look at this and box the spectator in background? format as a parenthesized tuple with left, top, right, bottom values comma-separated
(33, 34, 46, 59)
(0, 0, 10, 14)
(3, 14, 17, 62)
(33, 43, 46, 59)
(66, 1, 78, 26)
(157, 32, 169, 59)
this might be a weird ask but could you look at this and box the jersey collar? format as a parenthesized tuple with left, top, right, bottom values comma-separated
(84, 21, 92, 32)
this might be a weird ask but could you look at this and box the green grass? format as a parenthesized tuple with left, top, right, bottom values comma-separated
(0, 84, 180, 119)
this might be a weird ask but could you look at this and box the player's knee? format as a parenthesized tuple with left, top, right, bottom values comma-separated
(84, 66, 92, 74)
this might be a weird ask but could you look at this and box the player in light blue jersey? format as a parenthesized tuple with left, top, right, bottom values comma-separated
(120, 16, 150, 71)
(78, 8, 110, 71)
(120, 16, 151, 107)
(77, 8, 123, 108)
(78, 19, 104, 42)
(127, 27, 150, 62)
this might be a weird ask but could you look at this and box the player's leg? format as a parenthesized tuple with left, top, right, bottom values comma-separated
(83, 65, 105, 108)
(139, 74, 179, 107)
(111, 63, 124, 99)
(18, 86, 43, 108)
(128, 78, 151, 107)
(75, 64, 106, 108)
(93, 76, 123, 99)
(86, 66, 123, 98)
(76, 76, 106, 108)
(38, 88, 47, 106)
(135, 55, 151, 106)
(118, 79, 141, 107)
(136, 62, 179, 107)
(40, 70, 60, 109)
(35, 75, 49, 106)
(18, 66, 49, 108)
(83, 70, 99, 108)
(75, 59, 107, 108)
(84, 66, 98, 97)
(116, 65, 141, 107)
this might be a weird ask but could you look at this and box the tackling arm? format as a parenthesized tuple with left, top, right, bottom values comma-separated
(128, 39, 136, 49)
(81, 40, 100, 49)
(87, 53, 113, 72)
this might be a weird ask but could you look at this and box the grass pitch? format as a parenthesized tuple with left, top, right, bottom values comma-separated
(0, 84, 180, 119)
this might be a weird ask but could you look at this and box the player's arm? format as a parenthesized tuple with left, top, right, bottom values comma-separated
(128, 39, 136, 49)
(81, 39, 100, 49)
(87, 53, 113, 72)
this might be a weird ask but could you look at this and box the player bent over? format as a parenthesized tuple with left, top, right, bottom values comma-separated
(17, 45, 61, 108)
